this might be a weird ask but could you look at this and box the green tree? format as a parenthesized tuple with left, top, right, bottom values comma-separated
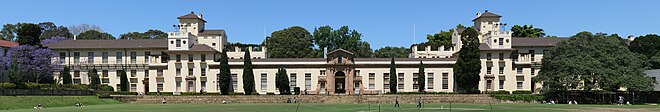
(16, 23, 43, 45)
(275, 67, 290, 94)
(389, 58, 397, 93)
(426, 30, 453, 47)
(312, 26, 373, 58)
(119, 69, 129, 91)
(374, 46, 409, 58)
(629, 34, 660, 69)
(61, 66, 72, 84)
(88, 68, 101, 89)
(218, 49, 232, 95)
(242, 50, 256, 95)
(119, 29, 167, 40)
(38, 22, 73, 40)
(0, 24, 17, 41)
(76, 30, 115, 40)
(511, 25, 545, 38)
(536, 32, 654, 94)
(453, 27, 481, 93)
(265, 26, 314, 58)
(418, 61, 425, 92)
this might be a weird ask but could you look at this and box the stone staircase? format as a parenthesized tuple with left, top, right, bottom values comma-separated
(118, 94, 502, 104)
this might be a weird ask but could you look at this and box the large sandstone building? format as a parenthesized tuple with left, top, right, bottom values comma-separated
(45, 11, 564, 95)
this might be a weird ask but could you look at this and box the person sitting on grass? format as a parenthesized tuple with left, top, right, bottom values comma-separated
(75, 102, 83, 107)
(34, 104, 43, 109)
(162, 98, 167, 104)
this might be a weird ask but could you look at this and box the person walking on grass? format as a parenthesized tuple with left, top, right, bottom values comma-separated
(417, 97, 422, 108)
(394, 96, 400, 108)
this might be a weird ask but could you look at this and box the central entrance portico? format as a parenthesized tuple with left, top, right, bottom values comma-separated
(319, 49, 363, 95)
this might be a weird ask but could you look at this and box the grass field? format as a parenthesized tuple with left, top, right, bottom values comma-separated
(2, 103, 659, 112)
(0, 96, 119, 110)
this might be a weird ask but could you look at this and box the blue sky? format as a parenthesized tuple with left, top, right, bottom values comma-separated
(1, 0, 658, 49)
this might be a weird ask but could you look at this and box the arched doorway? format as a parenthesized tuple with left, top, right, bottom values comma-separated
(335, 71, 346, 93)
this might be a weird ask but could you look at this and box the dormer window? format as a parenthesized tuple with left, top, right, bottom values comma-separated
(498, 38, 504, 45)
(338, 55, 342, 64)
(176, 39, 181, 47)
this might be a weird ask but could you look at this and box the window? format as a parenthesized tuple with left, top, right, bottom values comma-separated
(442, 73, 449, 89)
(176, 54, 181, 62)
(427, 73, 434, 89)
(145, 52, 151, 63)
(498, 38, 504, 45)
(305, 73, 312, 90)
(74, 52, 80, 64)
(157, 69, 163, 77)
(201, 68, 206, 76)
(397, 73, 404, 89)
(231, 74, 238, 91)
(188, 68, 193, 76)
(517, 76, 524, 89)
(383, 73, 390, 89)
(157, 84, 163, 91)
(131, 70, 136, 77)
(486, 53, 491, 60)
(517, 67, 523, 74)
(499, 76, 505, 90)
(188, 54, 193, 62)
(499, 53, 504, 61)
(102, 78, 109, 84)
(261, 73, 268, 91)
(338, 55, 342, 64)
(176, 68, 181, 76)
(531, 68, 535, 75)
(487, 67, 492, 74)
(413, 73, 419, 89)
(530, 50, 535, 62)
(130, 52, 136, 64)
(116, 52, 123, 64)
(176, 81, 181, 92)
(320, 70, 326, 75)
(116, 70, 121, 79)
(290, 73, 297, 90)
(201, 54, 206, 62)
(102, 52, 108, 63)
(73, 79, 81, 84)
(59, 52, 66, 64)
(88, 52, 94, 64)
(212, 43, 216, 46)
(499, 67, 504, 74)
(130, 84, 137, 92)
(176, 39, 181, 47)
(74, 70, 80, 77)
(145, 70, 149, 77)
(486, 80, 492, 90)
(368, 73, 375, 89)
(652, 77, 657, 83)
(201, 81, 207, 91)
(102, 70, 108, 77)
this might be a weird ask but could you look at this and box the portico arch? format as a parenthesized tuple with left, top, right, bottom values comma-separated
(335, 71, 346, 93)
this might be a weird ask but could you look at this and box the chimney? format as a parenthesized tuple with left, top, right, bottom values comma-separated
(476, 12, 481, 17)
(198, 13, 203, 19)
(323, 47, 328, 58)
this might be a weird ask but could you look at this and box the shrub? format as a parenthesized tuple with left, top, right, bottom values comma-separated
(98, 85, 115, 91)
(146, 92, 174, 96)
(490, 94, 544, 101)
(110, 91, 138, 95)
(512, 90, 533, 94)
(484, 90, 510, 94)
(0, 82, 17, 89)
(293, 87, 301, 95)
(266, 92, 275, 95)
(229, 92, 245, 95)
(385, 92, 454, 94)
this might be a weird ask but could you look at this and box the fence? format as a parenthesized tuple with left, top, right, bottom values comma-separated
(0, 89, 94, 96)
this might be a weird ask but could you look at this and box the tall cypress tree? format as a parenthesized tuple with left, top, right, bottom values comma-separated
(61, 66, 72, 84)
(275, 67, 290, 94)
(88, 68, 101, 89)
(418, 61, 425, 92)
(389, 58, 397, 93)
(218, 49, 232, 95)
(242, 50, 256, 95)
(453, 27, 481, 93)
(119, 69, 129, 91)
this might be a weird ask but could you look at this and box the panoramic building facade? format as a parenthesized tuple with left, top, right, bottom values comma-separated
(46, 11, 563, 95)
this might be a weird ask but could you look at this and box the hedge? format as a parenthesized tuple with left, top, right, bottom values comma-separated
(385, 92, 454, 94)
(484, 90, 510, 94)
(490, 94, 544, 101)
(0, 83, 90, 90)
(512, 90, 533, 94)
(0, 82, 17, 89)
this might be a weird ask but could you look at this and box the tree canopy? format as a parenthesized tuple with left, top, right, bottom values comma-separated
(218, 49, 232, 95)
(1, 45, 60, 83)
(265, 26, 315, 58)
(374, 46, 409, 58)
(119, 29, 167, 40)
(511, 25, 545, 38)
(242, 50, 256, 95)
(76, 30, 115, 40)
(67, 24, 102, 35)
(453, 27, 481, 93)
(426, 30, 453, 47)
(38, 22, 73, 40)
(275, 67, 290, 94)
(389, 58, 397, 93)
(629, 34, 660, 69)
(16, 23, 43, 45)
(313, 26, 373, 58)
(536, 32, 654, 93)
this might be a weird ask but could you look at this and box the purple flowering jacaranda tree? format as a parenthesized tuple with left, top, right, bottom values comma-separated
(1, 45, 62, 83)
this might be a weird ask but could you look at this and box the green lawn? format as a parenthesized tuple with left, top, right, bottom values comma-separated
(2, 103, 659, 112)
(0, 96, 119, 110)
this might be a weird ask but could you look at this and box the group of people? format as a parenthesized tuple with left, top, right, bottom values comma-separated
(393, 96, 424, 108)
(287, 97, 298, 103)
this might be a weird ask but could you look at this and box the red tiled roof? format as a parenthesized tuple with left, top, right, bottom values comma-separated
(0, 40, 18, 48)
